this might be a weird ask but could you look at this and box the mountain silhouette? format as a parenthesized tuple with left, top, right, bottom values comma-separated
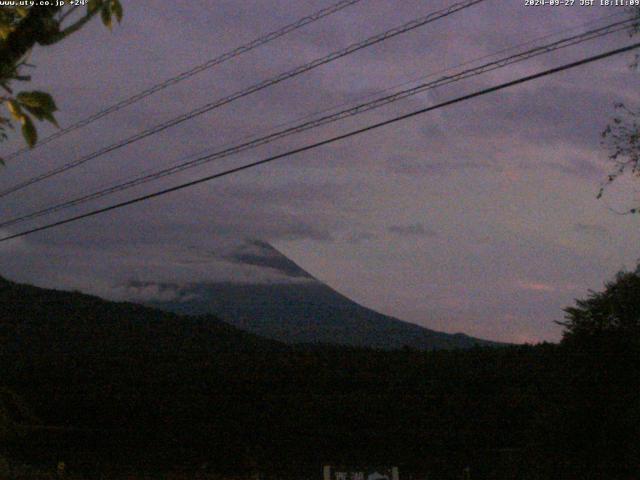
(145, 241, 500, 350)
(0, 274, 283, 356)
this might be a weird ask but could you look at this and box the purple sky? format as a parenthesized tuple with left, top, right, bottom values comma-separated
(1, 0, 639, 343)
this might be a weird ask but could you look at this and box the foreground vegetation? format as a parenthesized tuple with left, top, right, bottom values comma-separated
(0, 266, 639, 479)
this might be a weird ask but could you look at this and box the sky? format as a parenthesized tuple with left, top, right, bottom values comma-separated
(1, 0, 639, 343)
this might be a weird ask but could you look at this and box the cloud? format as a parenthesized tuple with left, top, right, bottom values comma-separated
(0, 237, 318, 304)
(516, 281, 555, 293)
(224, 240, 313, 279)
(115, 281, 199, 303)
(387, 223, 437, 237)
(388, 156, 494, 176)
(346, 231, 377, 244)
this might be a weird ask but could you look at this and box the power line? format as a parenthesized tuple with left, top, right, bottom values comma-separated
(2, 0, 365, 161)
(1, 41, 638, 244)
(0, 0, 486, 199)
(235, 9, 629, 140)
(8, 9, 627, 216)
(0, 16, 634, 230)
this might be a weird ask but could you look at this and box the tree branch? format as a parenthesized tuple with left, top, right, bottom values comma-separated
(49, 4, 103, 43)
(0, 7, 62, 69)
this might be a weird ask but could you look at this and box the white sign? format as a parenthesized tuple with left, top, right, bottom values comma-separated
(323, 465, 399, 480)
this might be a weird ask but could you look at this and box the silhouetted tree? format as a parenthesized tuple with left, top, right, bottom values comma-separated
(0, 1, 123, 158)
(550, 265, 640, 478)
(598, 7, 640, 212)
(559, 264, 640, 349)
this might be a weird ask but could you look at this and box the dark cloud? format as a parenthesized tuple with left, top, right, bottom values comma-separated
(225, 240, 313, 279)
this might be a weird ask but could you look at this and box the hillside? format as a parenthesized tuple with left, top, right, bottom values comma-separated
(0, 275, 283, 355)
(0, 274, 636, 478)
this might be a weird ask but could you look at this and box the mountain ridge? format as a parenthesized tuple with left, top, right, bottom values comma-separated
(0, 275, 285, 355)
(145, 241, 502, 350)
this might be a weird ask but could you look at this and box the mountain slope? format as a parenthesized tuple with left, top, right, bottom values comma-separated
(146, 242, 500, 350)
(0, 275, 284, 355)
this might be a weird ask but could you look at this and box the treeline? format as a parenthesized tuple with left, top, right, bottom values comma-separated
(0, 271, 639, 479)
(1, 342, 637, 479)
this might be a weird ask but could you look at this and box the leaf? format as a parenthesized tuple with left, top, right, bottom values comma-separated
(21, 115, 37, 148)
(21, 105, 59, 127)
(16, 91, 57, 113)
(15, 6, 29, 18)
(38, 17, 61, 45)
(5, 100, 22, 121)
(87, 0, 101, 14)
(101, 4, 112, 29)
(111, 0, 123, 22)
(0, 25, 12, 40)
(16, 91, 59, 128)
(42, 111, 59, 128)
